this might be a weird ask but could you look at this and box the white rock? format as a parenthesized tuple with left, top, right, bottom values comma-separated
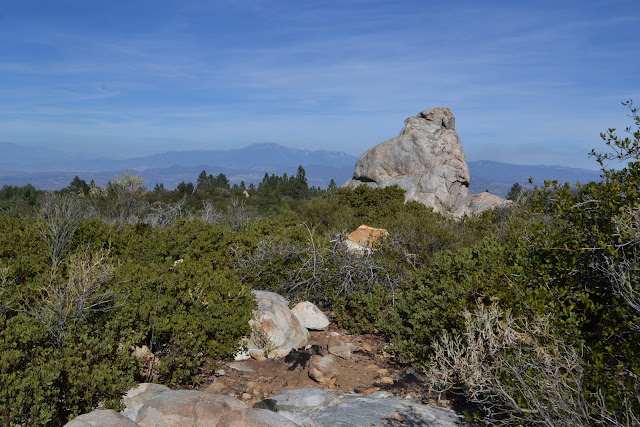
(247, 291, 309, 359)
(291, 301, 330, 331)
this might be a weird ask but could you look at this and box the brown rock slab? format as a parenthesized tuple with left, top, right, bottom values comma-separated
(345, 225, 390, 251)
(379, 376, 395, 384)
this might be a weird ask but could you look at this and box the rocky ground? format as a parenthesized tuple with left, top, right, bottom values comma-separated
(67, 298, 465, 426)
(201, 322, 454, 412)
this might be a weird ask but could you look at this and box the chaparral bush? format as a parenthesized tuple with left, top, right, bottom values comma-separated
(0, 216, 254, 425)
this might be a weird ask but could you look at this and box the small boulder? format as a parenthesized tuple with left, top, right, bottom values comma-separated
(65, 409, 139, 426)
(328, 345, 352, 360)
(291, 301, 330, 331)
(308, 354, 340, 388)
(227, 361, 256, 372)
(248, 291, 309, 359)
(345, 225, 389, 252)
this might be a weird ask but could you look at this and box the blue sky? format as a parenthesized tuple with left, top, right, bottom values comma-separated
(1, 0, 638, 169)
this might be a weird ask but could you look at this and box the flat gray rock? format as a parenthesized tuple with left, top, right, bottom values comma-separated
(277, 394, 462, 427)
(226, 361, 256, 372)
(272, 388, 341, 409)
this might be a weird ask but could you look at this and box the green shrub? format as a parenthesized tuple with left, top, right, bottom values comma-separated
(0, 309, 137, 426)
(334, 285, 388, 334)
(333, 185, 406, 228)
(388, 237, 513, 364)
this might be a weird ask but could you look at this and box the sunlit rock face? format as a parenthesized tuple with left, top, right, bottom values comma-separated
(345, 107, 507, 217)
(344, 107, 470, 218)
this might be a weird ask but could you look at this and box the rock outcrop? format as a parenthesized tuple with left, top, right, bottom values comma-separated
(344, 107, 507, 217)
(67, 388, 462, 426)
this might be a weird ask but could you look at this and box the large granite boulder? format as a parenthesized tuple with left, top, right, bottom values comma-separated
(345, 107, 507, 218)
(247, 291, 309, 360)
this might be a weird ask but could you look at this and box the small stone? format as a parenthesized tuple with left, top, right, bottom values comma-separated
(438, 399, 451, 407)
(227, 362, 256, 372)
(246, 381, 257, 392)
(377, 368, 388, 375)
(308, 354, 340, 388)
(214, 369, 226, 376)
(328, 336, 345, 349)
(249, 350, 268, 361)
(203, 382, 229, 395)
(361, 342, 374, 352)
(328, 345, 352, 360)
(242, 392, 252, 400)
(365, 364, 379, 371)
(363, 387, 380, 396)
(379, 376, 394, 384)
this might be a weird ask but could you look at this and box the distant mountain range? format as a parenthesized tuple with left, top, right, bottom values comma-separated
(0, 142, 601, 198)
(467, 160, 602, 196)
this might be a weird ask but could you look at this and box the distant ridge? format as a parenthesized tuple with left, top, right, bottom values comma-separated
(468, 160, 601, 196)
(0, 141, 357, 173)
(0, 142, 602, 195)
(0, 142, 358, 190)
